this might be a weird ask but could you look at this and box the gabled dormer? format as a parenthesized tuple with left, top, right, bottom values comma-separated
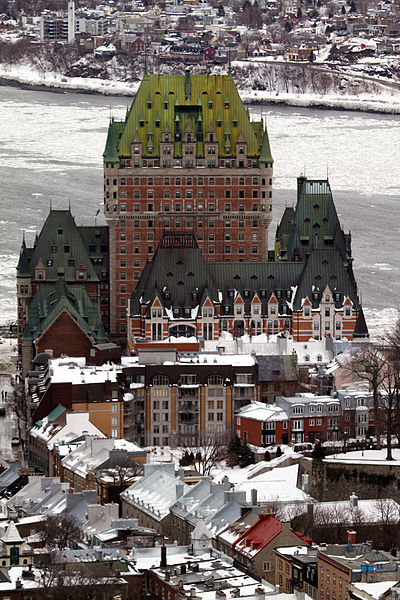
(75, 261, 87, 282)
(236, 132, 247, 165)
(34, 258, 46, 281)
(131, 130, 143, 165)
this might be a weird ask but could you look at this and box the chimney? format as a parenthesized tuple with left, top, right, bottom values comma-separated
(161, 545, 167, 568)
(350, 493, 358, 508)
(176, 483, 184, 499)
(347, 530, 356, 552)
(301, 474, 309, 494)
(255, 588, 266, 600)
(251, 488, 258, 506)
(307, 503, 314, 521)
(165, 571, 171, 581)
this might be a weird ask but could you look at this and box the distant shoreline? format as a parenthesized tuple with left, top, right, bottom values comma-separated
(1, 73, 400, 115)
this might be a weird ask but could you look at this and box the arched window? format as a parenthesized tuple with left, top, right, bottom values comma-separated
(152, 374, 169, 386)
(208, 374, 224, 385)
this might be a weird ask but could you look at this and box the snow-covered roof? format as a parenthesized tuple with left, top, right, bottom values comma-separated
(237, 401, 288, 422)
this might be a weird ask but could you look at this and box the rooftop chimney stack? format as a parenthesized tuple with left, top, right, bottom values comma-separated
(161, 545, 167, 568)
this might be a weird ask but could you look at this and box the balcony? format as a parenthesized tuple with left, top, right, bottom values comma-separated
(179, 402, 199, 413)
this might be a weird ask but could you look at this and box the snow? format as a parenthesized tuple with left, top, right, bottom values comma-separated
(352, 581, 397, 599)
(325, 448, 400, 464)
(1, 60, 400, 114)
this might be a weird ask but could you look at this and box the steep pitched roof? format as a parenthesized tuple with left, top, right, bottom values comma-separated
(22, 279, 105, 342)
(353, 307, 369, 338)
(24, 210, 98, 282)
(276, 178, 351, 265)
(292, 248, 360, 311)
(2, 522, 23, 544)
(105, 72, 270, 160)
(233, 513, 282, 556)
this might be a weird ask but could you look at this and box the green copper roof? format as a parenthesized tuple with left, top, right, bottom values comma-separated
(104, 72, 272, 160)
(103, 119, 120, 163)
(276, 178, 350, 264)
(17, 210, 99, 283)
(22, 278, 105, 342)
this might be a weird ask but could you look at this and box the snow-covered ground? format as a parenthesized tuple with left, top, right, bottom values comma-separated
(1, 58, 400, 114)
(325, 448, 400, 464)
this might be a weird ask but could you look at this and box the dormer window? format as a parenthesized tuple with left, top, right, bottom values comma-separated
(139, 119, 144, 128)
(164, 291, 171, 301)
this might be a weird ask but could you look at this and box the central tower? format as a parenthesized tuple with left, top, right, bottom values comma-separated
(103, 69, 273, 339)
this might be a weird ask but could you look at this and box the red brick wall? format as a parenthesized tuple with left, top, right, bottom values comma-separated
(36, 310, 93, 358)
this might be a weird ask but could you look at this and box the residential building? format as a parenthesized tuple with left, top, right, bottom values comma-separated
(28, 405, 105, 475)
(317, 540, 400, 600)
(121, 463, 189, 533)
(216, 512, 311, 582)
(274, 545, 318, 597)
(31, 357, 125, 439)
(60, 436, 145, 495)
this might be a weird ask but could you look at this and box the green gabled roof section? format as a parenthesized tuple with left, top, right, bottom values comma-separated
(28, 210, 98, 283)
(353, 307, 369, 338)
(130, 232, 214, 315)
(292, 248, 360, 312)
(108, 73, 269, 159)
(259, 128, 273, 163)
(31, 403, 68, 431)
(276, 178, 350, 264)
(17, 244, 33, 278)
(22, 278, 105, 342)
(103, 119, 124, 163)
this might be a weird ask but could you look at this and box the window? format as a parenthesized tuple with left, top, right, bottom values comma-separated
(263, 561, 271, 572)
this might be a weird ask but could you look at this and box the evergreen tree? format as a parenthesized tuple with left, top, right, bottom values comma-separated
(311, 439, 326, 460)
(238, 439, 254, 468)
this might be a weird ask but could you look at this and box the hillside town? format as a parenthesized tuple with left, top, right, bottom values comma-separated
(0, 55, 399, 598)
(0, 0, 399, 104)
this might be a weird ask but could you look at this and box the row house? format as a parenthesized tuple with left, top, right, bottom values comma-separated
(120, 463, 189, 533)
(28, 405, 105, 475)
(216, 512, 311, 583)
(236, 389, 374, 447)
(164, 477, 245, 545)
(274, 545, 318, 597)
(61, 436, 146, 497)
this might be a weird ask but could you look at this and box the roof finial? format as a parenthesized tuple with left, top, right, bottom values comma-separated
(144, 52, 147, 76)
(228, 50, 232, 75)
(49, 196, 52, 211)
(326, 163, 329, 181)
(68, 196, 71, 211)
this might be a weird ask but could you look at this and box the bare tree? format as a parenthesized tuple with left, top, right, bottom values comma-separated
(374, 498, 400, 549)
(348, 346, 386, 449)
(38, 515, 83, 550)
(38, 554, 127, 600)
(178, 432, 229, 476)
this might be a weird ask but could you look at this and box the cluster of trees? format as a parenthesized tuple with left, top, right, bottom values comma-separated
(179, 433, 254, 476)
(348, 318, 400, 461)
